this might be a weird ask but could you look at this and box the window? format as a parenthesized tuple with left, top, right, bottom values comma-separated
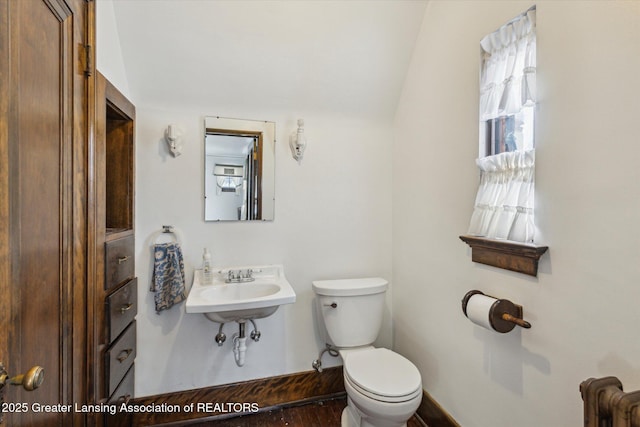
(483, 109, 534, 156)
(468, 6, 537, 243)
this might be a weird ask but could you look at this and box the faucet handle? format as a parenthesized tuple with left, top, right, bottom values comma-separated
(224, 268, 255, 282)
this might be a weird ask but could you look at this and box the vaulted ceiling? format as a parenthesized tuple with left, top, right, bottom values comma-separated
(111, 0, 427, 119)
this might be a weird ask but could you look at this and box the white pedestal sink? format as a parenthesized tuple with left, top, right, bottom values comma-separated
(185, 264, 296, 323)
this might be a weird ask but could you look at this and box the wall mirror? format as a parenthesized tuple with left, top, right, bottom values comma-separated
(204, 116, 275, 221)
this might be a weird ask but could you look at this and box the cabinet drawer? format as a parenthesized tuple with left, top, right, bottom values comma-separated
(107, 364, 134, 405)
(106, 278, 137, 342)
(105, 321, 136, 397)
(105, 235, 134, 290)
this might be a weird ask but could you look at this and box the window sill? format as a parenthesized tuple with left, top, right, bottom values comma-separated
(459, 235, 548, 277)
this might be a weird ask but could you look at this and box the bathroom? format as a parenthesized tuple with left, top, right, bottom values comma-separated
(96, 1, 639, 426)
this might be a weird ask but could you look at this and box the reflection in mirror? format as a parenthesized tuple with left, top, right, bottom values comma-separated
(204, 117, 275, 221)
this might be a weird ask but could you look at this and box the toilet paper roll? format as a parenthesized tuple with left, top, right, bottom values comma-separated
(465, 293, 498, 331)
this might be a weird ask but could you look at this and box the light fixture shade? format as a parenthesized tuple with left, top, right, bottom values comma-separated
(165, 124, 183, 157)
(289, 118, 306, 164)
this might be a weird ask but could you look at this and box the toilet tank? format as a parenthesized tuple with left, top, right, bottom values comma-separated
(312, 278, 388, 348)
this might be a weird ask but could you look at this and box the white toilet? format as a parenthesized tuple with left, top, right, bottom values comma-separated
(312, 277, 422, 427)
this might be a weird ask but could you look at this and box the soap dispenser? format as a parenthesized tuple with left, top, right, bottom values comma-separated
(202, 248, 213, 285)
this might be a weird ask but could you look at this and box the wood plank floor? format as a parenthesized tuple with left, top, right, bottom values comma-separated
(188, 397, 427, 427)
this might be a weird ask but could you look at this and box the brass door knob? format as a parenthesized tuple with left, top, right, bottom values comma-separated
(1, 365, 44, 391)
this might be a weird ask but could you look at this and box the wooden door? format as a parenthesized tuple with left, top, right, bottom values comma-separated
(0, 0, 91, 425)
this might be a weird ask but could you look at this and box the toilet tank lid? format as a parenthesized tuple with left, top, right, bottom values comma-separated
(312, 277, 388, 296)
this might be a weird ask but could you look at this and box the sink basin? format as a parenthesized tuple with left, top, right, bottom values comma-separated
(200, 283, 280, 301)
(185, 264, 296, 323)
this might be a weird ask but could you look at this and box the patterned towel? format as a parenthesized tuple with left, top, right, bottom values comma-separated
(151, 242, 186, 313)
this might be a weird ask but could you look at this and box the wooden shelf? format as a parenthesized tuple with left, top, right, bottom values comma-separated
(105, 227, 133, 242)
(459, 235, 548, 277)
(104, 91, 134, 232)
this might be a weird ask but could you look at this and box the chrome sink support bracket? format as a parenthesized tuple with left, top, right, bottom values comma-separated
(215, 323, 226, 346)
(249, 319, 261, 341)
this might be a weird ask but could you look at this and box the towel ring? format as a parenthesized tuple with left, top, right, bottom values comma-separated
(154, 225, 181, 244)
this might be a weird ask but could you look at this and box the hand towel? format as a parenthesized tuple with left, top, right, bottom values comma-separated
(151, 242, 186, 313)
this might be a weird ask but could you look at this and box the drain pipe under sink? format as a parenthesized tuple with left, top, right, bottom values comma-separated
(232, 322, 247, 367)
(233, 335, 247, 367)
(209, 319, 261, 367)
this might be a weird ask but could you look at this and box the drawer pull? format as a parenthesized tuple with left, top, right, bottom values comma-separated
(116, 349, 133, 363)
(119, 303, 133, 314)
(116, 393, 132, 405)
(117, 256, 130, 264)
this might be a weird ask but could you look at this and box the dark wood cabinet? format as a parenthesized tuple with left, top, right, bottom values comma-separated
(91, 73, 137, 414)
(105, 235, 136, 291)
(107, 365, 135, 406)
(106, 278, 138, 343)
(105, 322, 137, 397)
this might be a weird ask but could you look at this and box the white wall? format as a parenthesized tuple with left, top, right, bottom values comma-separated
(134, 106, 393, 396)
(96, 1, 394, 398)
(393, 2, 640, 426)
(95, 0, 131, 99)
(98, 1, 640, 421)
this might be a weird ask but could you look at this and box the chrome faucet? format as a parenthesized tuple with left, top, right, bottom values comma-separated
(225, 268, 255, 283)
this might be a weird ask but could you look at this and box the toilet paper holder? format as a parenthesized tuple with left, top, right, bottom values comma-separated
(461, 290, 531, 333)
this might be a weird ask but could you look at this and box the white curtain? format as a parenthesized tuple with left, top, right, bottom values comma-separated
(468, 150, 535, 242)
(479, 7, 536, 122)
(469, 6, 536, 243)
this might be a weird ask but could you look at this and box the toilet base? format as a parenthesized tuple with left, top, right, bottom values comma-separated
(341, 405, 359, 427)
(341, 398, 409, 427)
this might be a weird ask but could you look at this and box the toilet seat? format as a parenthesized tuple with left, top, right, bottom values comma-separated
(344, 348, 421, 403)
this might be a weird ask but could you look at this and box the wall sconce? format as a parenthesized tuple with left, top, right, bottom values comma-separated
(165, 124, 183, 157)
(289, 119, 307, 164)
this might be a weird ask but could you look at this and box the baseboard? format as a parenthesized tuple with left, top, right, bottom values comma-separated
(416, 389, 460, 427)
(109, 366, 345, 426)
(107, 367, 460, 427)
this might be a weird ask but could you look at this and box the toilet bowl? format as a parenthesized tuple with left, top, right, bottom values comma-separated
(341, 347, 422, 427)
(312, 278, 422, 427)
